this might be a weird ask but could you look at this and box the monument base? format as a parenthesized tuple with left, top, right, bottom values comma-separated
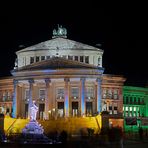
(22, 121, 51, 144)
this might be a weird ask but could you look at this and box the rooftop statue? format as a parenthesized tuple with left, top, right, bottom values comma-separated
(52, 25, 67, 38)
(30, 101, 38, 121)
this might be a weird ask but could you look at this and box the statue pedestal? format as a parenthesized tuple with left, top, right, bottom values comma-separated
(22, 121, 44, 134)
(22, 121, 50, 144)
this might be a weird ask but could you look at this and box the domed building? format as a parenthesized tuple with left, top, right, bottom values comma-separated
(0, 26, 126, 130)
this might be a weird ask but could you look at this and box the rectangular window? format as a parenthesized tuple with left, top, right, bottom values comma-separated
(41, 56, 45, 61)
(102, 89, 107, 99)
(68, 55, 73, 60)
(39, 89, 45, 100)
(80, 56, 84, 62)
(71, 87, 79, 99)
(56, 87, 64, 99)
(46, 56, 50, 59)
(74, 56, 78, 61)
(113, 89, 118, 99)
(30, 57, 34, 64)
(62, 55, 67, 59)
(85, 87, 94, 99)
(36, 56, 40, 62)
(113, 103, 118, 114)
(25, 89, 29, 101)
(85, 56, 89, 63)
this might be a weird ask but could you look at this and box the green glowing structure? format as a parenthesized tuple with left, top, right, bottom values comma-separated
(123, 86, 148, 132)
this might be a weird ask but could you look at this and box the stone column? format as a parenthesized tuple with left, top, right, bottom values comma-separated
(64, 78, 69, 117)
(45, 78, 51, 120)
(28, 79, 34, 119)
(81, 78, 85, 116)
(96, 78, 102, 113)
(12, 79, 18, 118)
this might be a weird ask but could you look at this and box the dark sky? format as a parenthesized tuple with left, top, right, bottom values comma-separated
(0, 2, 148, 87)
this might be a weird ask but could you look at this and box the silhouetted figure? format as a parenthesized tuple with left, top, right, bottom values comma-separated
(59, 130, 68, 145)
(139, 127, 143, 141)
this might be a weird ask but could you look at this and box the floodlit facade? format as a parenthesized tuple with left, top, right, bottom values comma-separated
(123, 86, 148, 131)
(0, 26, 125, 126)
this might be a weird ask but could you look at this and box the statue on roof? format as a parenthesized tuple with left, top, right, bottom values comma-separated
(52, 24, 67, 38)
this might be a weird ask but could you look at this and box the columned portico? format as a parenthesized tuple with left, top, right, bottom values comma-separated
(28, 79, 34, 119)
(12, 79, 18, 118)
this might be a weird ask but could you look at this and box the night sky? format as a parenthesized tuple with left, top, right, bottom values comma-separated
(0, 2, 148, 87)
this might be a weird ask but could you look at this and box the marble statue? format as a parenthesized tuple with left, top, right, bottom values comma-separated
(30, 101, 38, 121)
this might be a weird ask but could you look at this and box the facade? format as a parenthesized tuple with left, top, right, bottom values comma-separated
(123, 86, 148, 131)
(0, 26, 125, 124)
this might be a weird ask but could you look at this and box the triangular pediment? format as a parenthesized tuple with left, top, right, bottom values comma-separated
(16, 37, 103, 53)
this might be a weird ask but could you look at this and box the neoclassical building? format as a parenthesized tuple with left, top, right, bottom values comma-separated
(0, 26, 126, 121)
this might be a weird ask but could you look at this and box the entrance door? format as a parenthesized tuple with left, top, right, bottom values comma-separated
(25, 104, 28, 118)
(72, 102, 78, 117)
(39, 104, 45, 120)
(57, 102, 64, 117)
(86, 102, 93, 116)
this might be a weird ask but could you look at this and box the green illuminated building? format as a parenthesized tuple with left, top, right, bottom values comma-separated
(123, 86, 148, 131)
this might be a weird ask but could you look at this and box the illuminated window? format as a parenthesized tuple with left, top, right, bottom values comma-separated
(39, 89, 45, 100)
(71, 87, 79, 99)
(130, 107, 132, 111)
(102, 89, 107, 99)
(85, 87, 94, 99)
(113, 103, 118, 114)
(107, 89, 112, 99)
(125, 107, 128, 111)
(134, 107, 136, 111)
(56, 87, 64, 99)
(85, 56, 89, 63)
(36, 56, 40, 62)
(30, 57, 34, 64)
(113, 89, 118, 99)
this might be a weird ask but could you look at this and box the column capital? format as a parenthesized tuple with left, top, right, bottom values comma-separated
(28, 79, 34, 84)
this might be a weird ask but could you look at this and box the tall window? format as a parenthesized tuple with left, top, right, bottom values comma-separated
(71, 87, 79, 99)
(39, 89, 45, 100)
(46, 56, 50, 59)
(41, 56, 45, 61)
(80, 56, 84, 62)
(30, 57, 34, 64)
(68, 55, 73, 60)
(98, 57, 101, 66)
(113, 89, 118, 99)
(36, 56, 40, 62)
(25, 89, 29, 101)
(113, 103, 118, 114)
(85, 56, 89, 63)
(107, 89, 112, 99)
(74, 56, 78, 61)
(56, 87, 64, 99)
(85, 87, 94, 99)
(102, 89, 107, 99)
(109, 103, 112, 114)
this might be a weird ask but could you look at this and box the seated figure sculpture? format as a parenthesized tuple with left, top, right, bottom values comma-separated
(30, 101, 38, 121)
